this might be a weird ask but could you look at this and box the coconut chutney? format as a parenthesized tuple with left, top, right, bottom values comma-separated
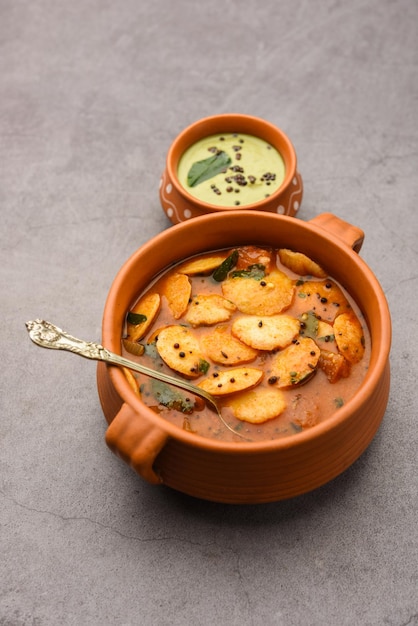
(177, 133, 285, 207)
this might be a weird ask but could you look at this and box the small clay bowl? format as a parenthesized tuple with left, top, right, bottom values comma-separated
(159, 114, 303, 224)
(97, 211, 391, 504)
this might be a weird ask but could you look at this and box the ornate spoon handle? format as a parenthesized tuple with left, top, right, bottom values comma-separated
(25, 319, 216, 408)
(26, 319, 111, 360)
(25, 319, 250, 440)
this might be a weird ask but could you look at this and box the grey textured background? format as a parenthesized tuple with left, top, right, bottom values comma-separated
(1, 1, 417, 625)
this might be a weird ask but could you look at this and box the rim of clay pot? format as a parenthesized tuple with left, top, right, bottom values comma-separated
(166, 113, 298, 213)
(102, 211, 391, 455)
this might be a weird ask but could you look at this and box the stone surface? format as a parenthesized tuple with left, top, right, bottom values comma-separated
(1, 1, 417, 624)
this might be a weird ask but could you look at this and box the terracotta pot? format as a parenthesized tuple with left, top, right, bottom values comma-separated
(159, 114, 303, 224)
(97, 212, 391, 504)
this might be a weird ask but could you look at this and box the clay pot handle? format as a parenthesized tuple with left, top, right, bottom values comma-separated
(105, 403, 168, 484)
(310, 213, 364, 253)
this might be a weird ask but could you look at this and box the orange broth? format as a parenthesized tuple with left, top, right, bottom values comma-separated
(121, 247, 370, 443)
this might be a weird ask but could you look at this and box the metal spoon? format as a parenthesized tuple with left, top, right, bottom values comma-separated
(25, 319, 249, 440)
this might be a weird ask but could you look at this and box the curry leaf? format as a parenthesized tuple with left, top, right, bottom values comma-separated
(144, 342, 160, 361)
(151, 380, 194, 414)
(127, 312, 147, 325)
(231, 264, 266, 280)
(187, 151, 231, 187)
(198, 358, 210, 374)
(299, 311, 319, 339)
(212, 250, 238, 282)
